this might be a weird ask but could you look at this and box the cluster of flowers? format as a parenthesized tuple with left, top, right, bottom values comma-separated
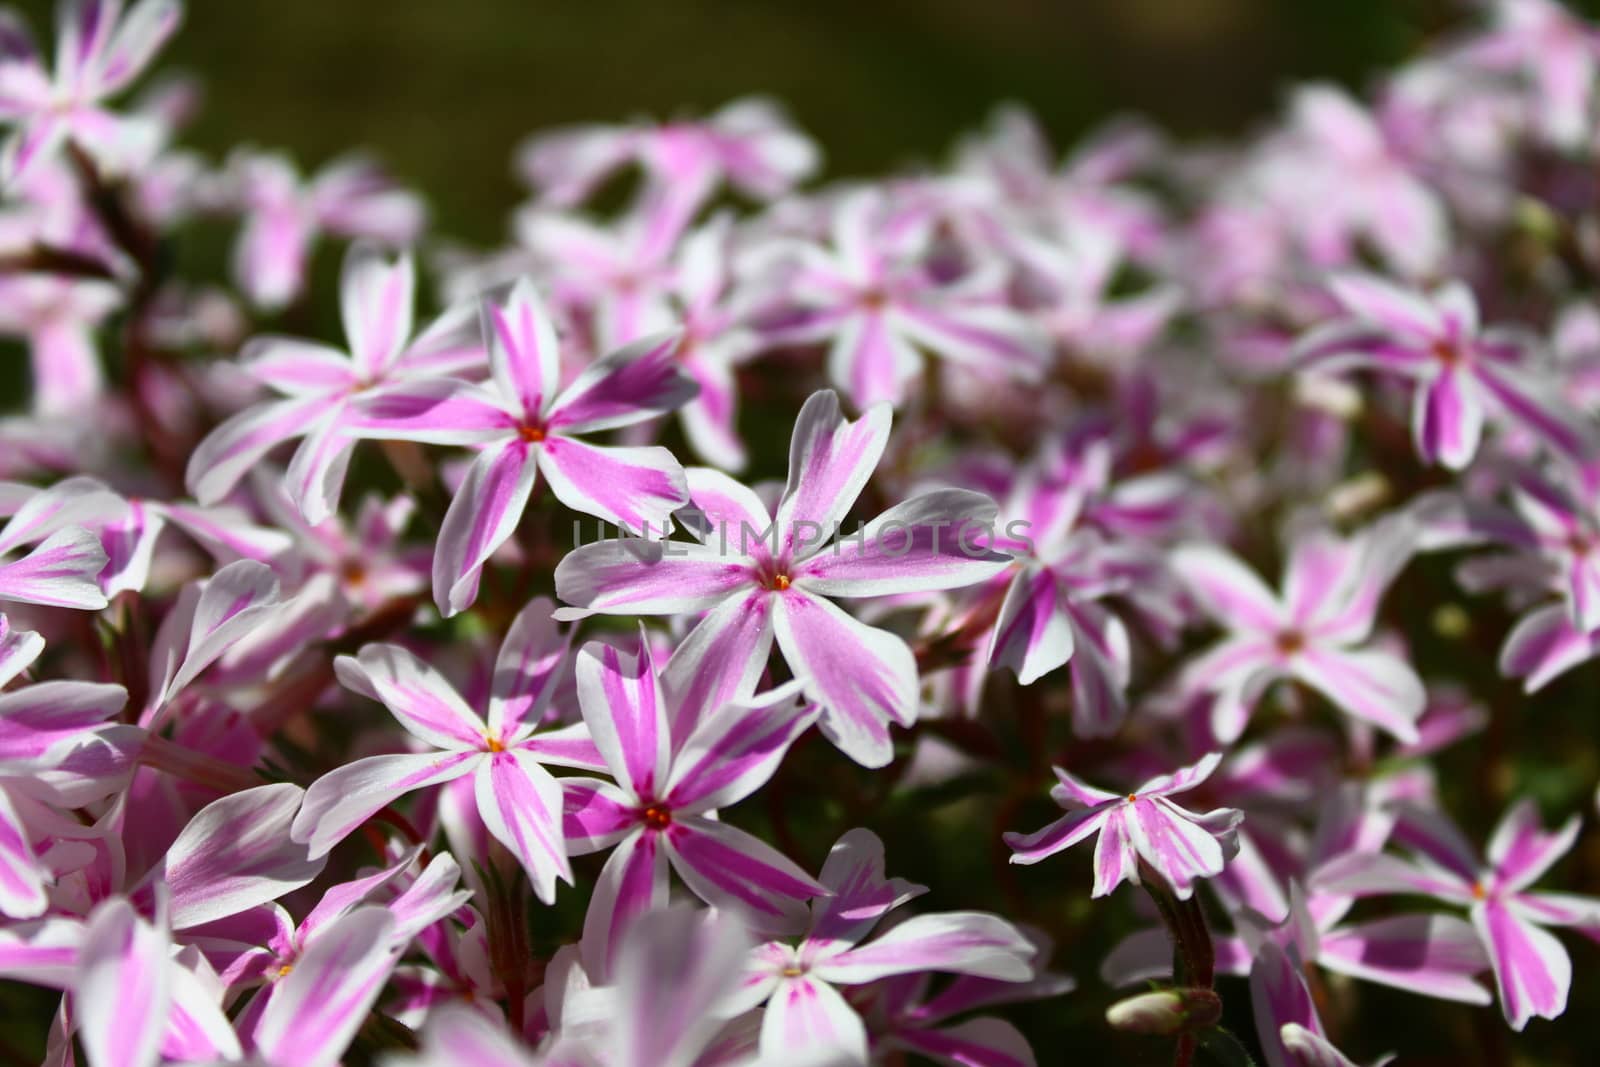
(3, 0, 1600, 1063)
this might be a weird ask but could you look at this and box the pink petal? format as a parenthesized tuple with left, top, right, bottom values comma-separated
(255, 907, 401, 1067)
(771, 589, 917, 769)
(662, 589, 776, 733)
(487, 596, 571, 741)
(161, 783, 324, 931)
(666, 816, 822, 923)
(1473, 899, 1571, 1031)
(548, 333, 697, 434)
(554, 539, 756, 617)
(1171, 543, 1283, 634)
(664, 684, 815, 811)
(793, 488, 1010, 596)
(759, 975, 868, 1064)
(0, 526, 108, 609)
(432, 438, 539, 618)
(815, 911, 1034, 984)
(473, 749, 571, 905)
(482, 277, 560, 418)
(334, 643, 486, 749)
(536, 436, 688, 534)
(291, 751, 479, 860)
(580, 830, 666, 978)
(987, 567, 1075, 685)
(75, 898, 171, 1067)
(774, 390, 892, 561)
(574, 634, 670, 798)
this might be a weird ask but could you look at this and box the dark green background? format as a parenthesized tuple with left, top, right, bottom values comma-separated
(72, 0, 1515, 244)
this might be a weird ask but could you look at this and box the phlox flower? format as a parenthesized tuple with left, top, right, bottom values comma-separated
(1005, 752, 1242, 899)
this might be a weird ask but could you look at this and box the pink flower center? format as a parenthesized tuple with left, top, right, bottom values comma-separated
(518, 424, 547, 444)
(765, 572, 792, 592)
(1276, 630, 1305, 655)
(1430, 339, 1463, 367)
(640, 804, 673, 830)
(1471, 880, 1488, 900)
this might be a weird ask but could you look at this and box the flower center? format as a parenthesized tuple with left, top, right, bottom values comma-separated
(781, 965, 805, 977)
(770, 573, 792, 591)
(1125, 793, 1138, 804)
(1430, 339, 1463, 367)
(275, 963, 294, 979)
(1275, 629, 1305, 655)
(1568, 531, 1594, 557)
(518, 424, 547, 444)
(859, 286, 889, 311)
(341, 559, 367, 586)
(640, 804, 673, 829)
(1471, 880, 1488, 900)
(485, 735, 506, 753)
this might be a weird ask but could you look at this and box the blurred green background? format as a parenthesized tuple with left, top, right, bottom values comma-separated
(43, 0, 1547, 243)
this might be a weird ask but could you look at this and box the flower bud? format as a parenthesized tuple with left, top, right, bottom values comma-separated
(1105, 988, 1223, 1036)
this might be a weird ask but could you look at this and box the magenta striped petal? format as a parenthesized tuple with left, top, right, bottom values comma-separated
(1290, 647, 1425, 743)
(0, 614, 42, 687)
(186, 394, 336, 506)
(473, 749, 571, 904)
(515, 721, 605, 772)
(555, 539, 756, 618)
(893, 300, 1048, 374)
(432, 437, 539, 617)
(680, 466, 774, 556)
(291, 751, 480, 859)
(75, 897, 171, 1067)
(242, 338, 356, 396)
(162, 783, 324, 931)
(483, 277, 559, 418)
(487, 597, 571, 741)
(345, 378, 516, 445)
(662, 589, 776, 734)
(988, 566, 1074, 685)
(574, 635, 669, 798)
(1004, 805, 1109, 867)
(156, 559, 281, 706)
(1488, 800, 1579, 893)
(0, 917, 82, 989)
(1473, 899, 1571, 1031)
(665, 683, 814, 812)
(0, 680, 126, 763)
(758, 975, 868, 1063)
(1412, 368, 1483, 470)
(334, 643, 485, 750)
(827, 309, 921, 409)
(1092, 810, 1138, 897)
(0, 788, 46, 919)
(536, 436, 688, 534)
(341, 245, 415, 380)
(548, 332, 697, 434)
(774, 390, 892, 561)
(893, 1018, 1033, 1067)
(794, 489, 1010, 596)
(772, 589, 917, 768)
(809, 828, 927, 951)
(1171, 543, 1283, 634)
(611, 907, 754, 1067)
(0, 526, 109, 609)
(1318, 914, 1491, 1004)
(816, 911, 1033, 985)
(255, 907, 401, 1067)
(580, 830, 666, 978)
(667, 816, 823, 921)
(1499, 604, 1600, 692)
(561, 777, 638, 855)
